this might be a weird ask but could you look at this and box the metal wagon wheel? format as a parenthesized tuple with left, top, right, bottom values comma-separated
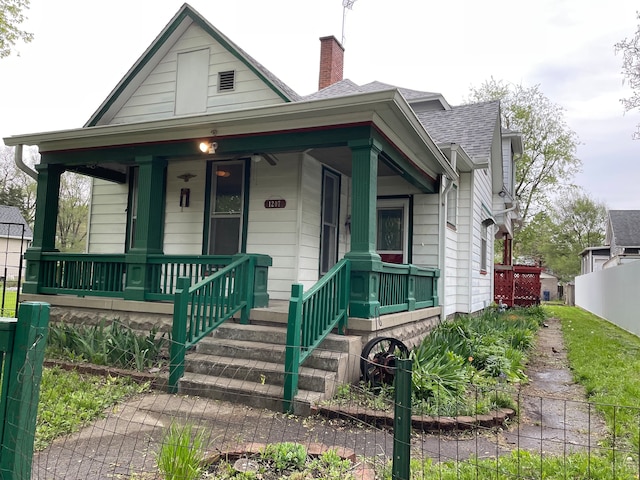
(360, 337, 409, 390)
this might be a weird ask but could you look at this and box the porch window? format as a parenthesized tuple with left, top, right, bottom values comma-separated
(320, 168, 340, 275)
(377, 198, 409, 264)
(208, 162, 245, 255)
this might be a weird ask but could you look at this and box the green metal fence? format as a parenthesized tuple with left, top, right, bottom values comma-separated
(0, 302, 50, 480)
(168, 254, 257, 392)
(283, 259, 351, 413)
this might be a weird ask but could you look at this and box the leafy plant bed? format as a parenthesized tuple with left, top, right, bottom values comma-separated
(201, 442, 373, 480)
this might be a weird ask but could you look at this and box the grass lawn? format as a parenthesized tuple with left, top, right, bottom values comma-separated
(35, 367, 149, 450)
(394, 305, 640, 479)
(0, 289, 17, 317)
(546, 304, 640, 451)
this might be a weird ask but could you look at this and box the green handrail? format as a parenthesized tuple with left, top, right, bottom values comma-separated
(169, 254, 255, 392)
(283, 258, 350, 413)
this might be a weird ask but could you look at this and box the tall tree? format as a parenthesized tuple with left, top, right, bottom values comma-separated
(468, 79, 581, 225)
(0, 0, 33, 58)
(615, 12, 640, 138)
(519, 190, 607, 281)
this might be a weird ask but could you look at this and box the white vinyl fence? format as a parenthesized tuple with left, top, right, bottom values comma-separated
(575, 260, 640, 337)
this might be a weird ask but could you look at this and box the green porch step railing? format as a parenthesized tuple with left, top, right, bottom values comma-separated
(378, 262, 439, 315)
(168, 254, 257, 392)
(283, 258, 350, 413)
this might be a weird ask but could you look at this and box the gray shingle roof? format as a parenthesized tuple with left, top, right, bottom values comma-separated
(416, 101, 500, 161)
(303, 78, 500, 162)
(609, 210, 640, 246)
(302, 79, 438, 102)
(0, 205, 33, 239)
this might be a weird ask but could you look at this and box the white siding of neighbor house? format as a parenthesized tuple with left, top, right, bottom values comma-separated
(0, 237, 30, 280)
(88, 179, 128, 253)
(246, 153, 300, 300)
(110, 23, 285, 125)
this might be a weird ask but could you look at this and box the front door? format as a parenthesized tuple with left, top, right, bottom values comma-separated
(208, 161, 246, 255)
(377, 198, 409, 264)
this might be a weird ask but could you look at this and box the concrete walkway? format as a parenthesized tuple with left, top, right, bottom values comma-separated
(31, 316, 604, 479)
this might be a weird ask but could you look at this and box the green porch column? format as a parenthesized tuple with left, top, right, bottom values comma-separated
(23, 163, 64, 294)
(345, 139, 382, 318)
(124, 155, 167, 301)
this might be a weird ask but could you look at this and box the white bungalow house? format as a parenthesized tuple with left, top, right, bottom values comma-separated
(3, 4, 521, 410)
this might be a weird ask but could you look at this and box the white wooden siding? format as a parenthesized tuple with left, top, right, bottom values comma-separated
(110, 23, 285, 125)
(412, 194, 439, 268)
(470, 168, 494, 312)
(246, 153, 300, 300)
(163, 159, 208, 255)
(88, 179, 127, 253)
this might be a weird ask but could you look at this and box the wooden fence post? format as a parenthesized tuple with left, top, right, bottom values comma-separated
(0, 301, 50, 480)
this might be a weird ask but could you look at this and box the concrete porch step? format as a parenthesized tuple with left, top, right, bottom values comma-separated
(195, 337, 348, 372)
(212, 323, 356, 353)
(184, 352, 336, 395)
(178, 371, 324, 415)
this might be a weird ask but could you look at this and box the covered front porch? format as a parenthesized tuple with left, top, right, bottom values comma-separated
(14, 90, 451, 322)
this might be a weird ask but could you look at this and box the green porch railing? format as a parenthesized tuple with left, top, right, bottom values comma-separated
(168, 254, 257, 393)
(0, 302, 50, 480)
(378, 262, 439, 315)
(283, 258, 350, 413)
(39, 253, 126, 297)
(146, 255, 234, 301)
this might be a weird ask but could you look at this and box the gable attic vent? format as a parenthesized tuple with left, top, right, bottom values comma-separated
(218, 70, 236, 92)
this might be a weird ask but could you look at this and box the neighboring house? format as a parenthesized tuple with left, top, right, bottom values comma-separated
(0, 206, 33, 282)
(603, 210, 640, 269)
(579, 246, 610, 275)
(3, 4, 520, 324)
(539, 272, 558, 301)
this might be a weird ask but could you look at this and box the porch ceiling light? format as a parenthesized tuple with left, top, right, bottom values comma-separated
(199, 141, 218, 154)
(215, 169, 231, 178)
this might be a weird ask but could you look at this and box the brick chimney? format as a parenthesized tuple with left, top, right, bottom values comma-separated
(318, 36, 344, 90)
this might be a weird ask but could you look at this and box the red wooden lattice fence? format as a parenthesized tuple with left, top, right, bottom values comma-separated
(494, 264, 542, 307)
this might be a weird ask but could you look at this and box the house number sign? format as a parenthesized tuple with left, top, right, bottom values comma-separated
(264, 199, 286, 209)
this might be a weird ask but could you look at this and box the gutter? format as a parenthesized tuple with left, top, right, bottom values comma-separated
(13, 144, 38, 180)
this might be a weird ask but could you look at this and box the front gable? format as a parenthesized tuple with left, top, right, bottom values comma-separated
(88, 4, 296, 127)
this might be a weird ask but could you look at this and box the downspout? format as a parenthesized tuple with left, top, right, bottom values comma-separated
(438, 174, 452, 323)
(13, 145, 38, 180)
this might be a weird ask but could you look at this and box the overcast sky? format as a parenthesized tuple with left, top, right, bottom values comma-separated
(1, 0, 639, 209)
